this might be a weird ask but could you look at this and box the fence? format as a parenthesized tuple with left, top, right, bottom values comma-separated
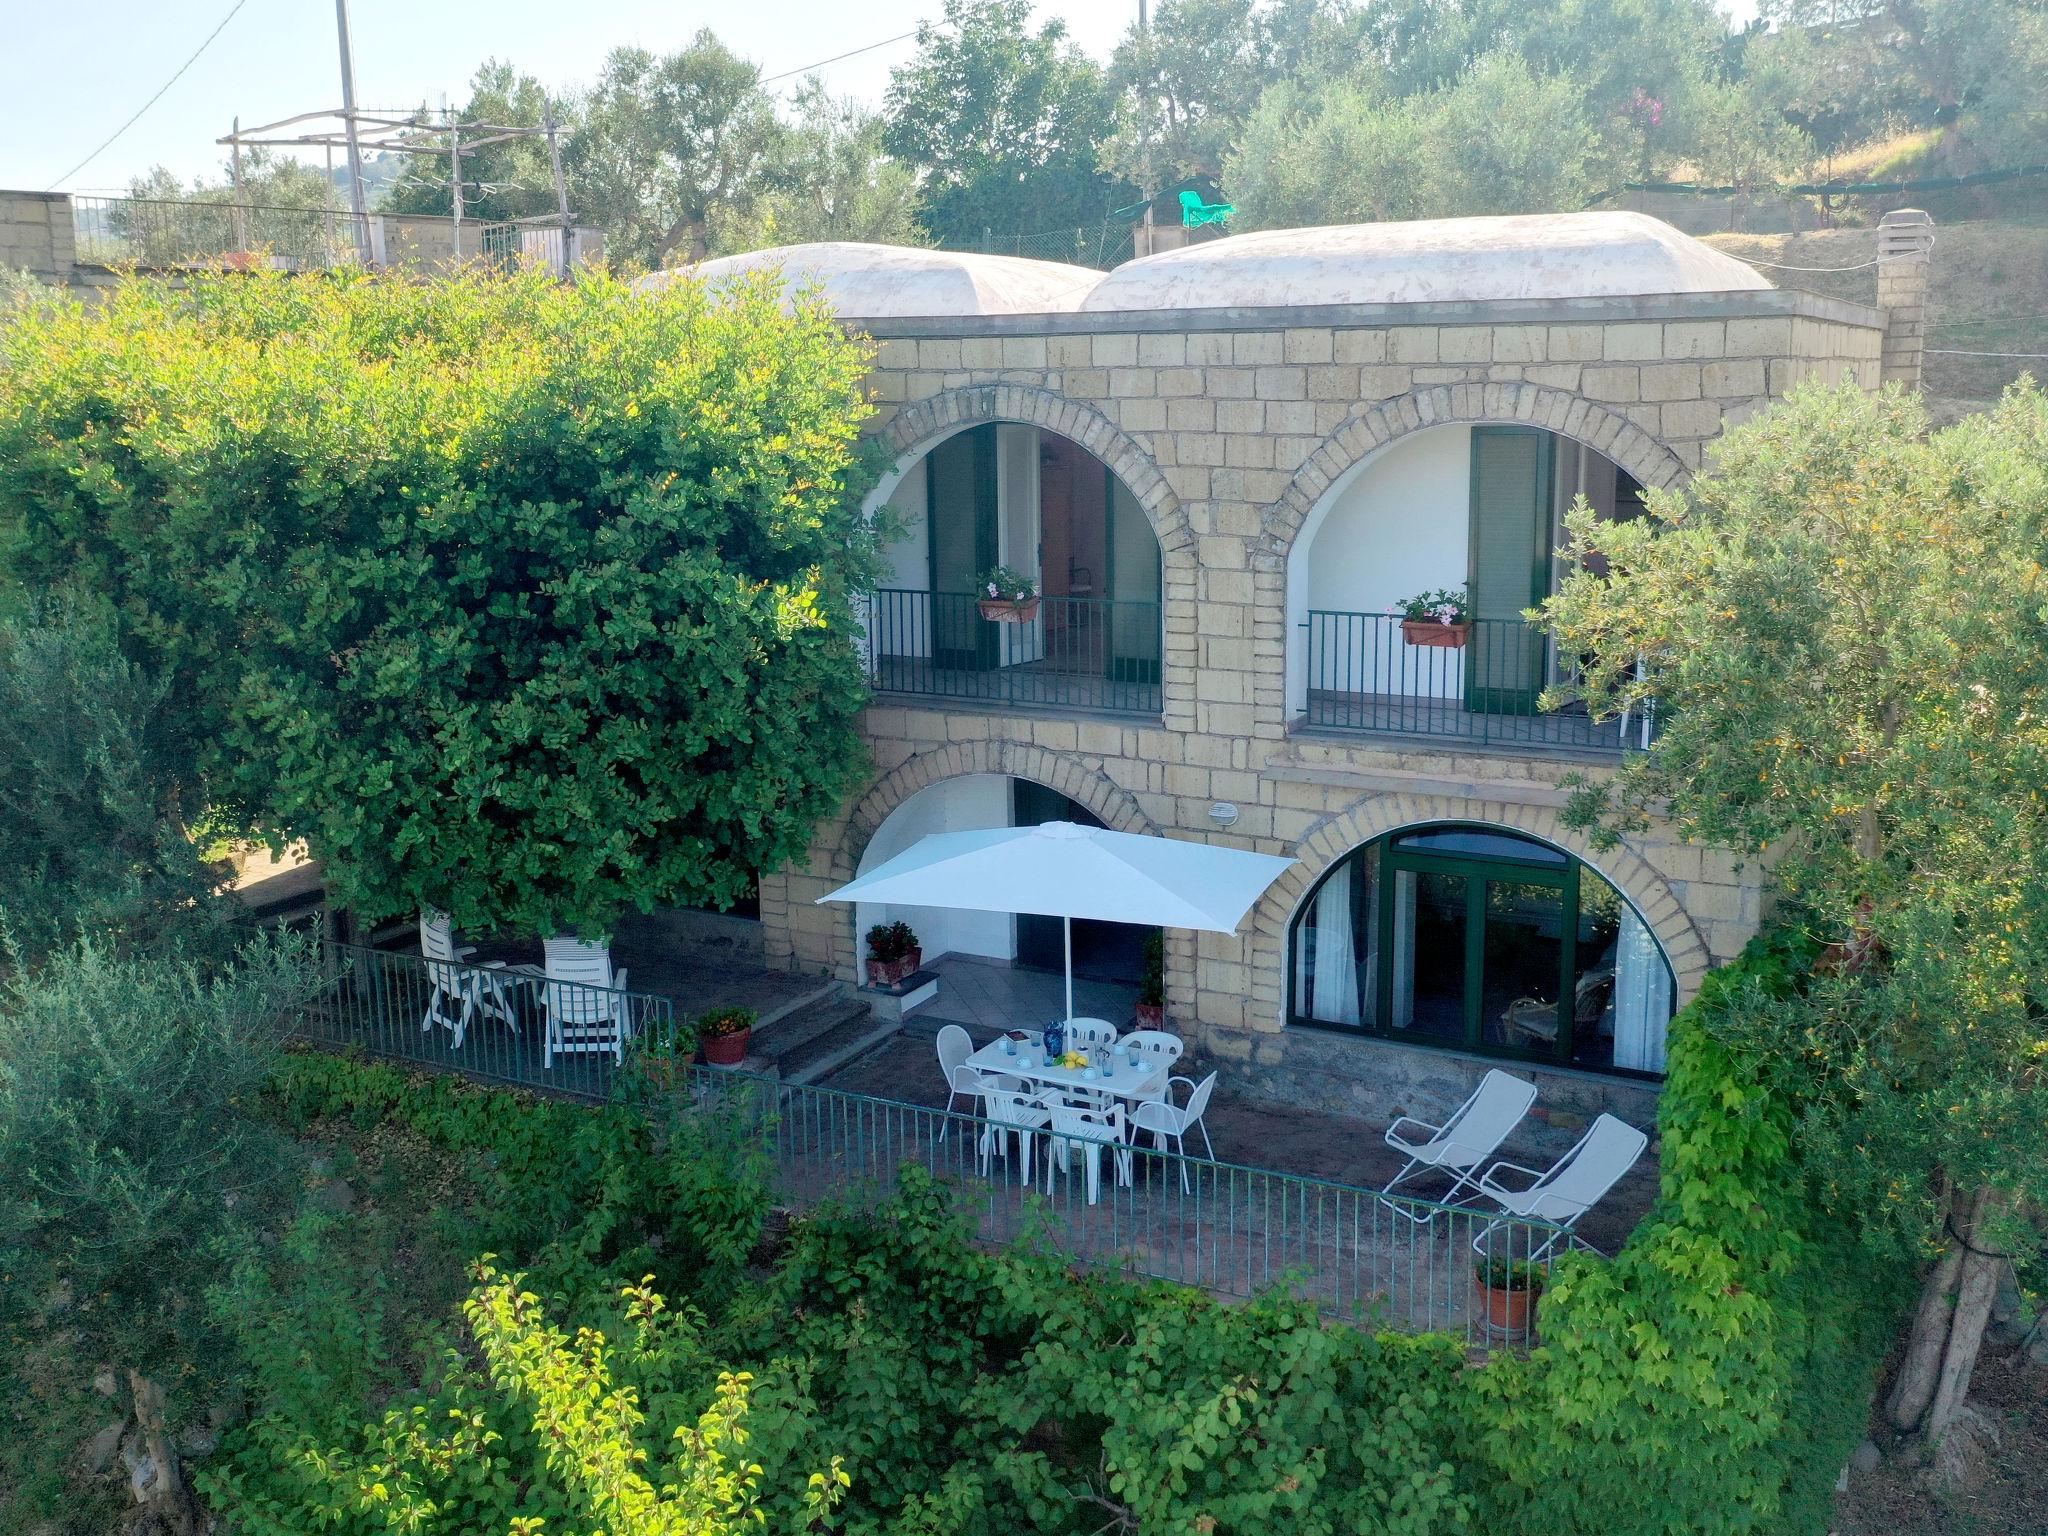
(1303, 610, 1655, 752)
(302, 941, 678, 1101)
(480, 221, 581, 277)
(297, 941, 1577, 1344)
(946, 223, 1136, 272)
(71, 195, 368, 271)
(868, 590, 1163, 716)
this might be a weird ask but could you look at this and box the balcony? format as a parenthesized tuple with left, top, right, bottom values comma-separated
(1302, 610, 1652, 754)
(867, 590, 1163, 717)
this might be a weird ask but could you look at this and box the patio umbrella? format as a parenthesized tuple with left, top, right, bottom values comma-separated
(817, 821, 1294, 1023)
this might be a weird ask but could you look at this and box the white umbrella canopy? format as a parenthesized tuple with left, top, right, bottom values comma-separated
(818, 821, 1294, 1022)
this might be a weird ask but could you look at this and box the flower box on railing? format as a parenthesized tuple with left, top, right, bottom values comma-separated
(978, 597, 1041, 623)
(1399, 619, 1470, 648)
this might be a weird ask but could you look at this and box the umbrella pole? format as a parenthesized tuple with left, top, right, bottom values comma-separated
(1064, 914, 1074, 1024)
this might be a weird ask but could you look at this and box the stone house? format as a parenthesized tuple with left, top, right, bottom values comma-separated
(684, 209, 1935, 1129)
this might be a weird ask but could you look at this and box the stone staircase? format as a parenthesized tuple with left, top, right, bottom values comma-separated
(741, 984, 899, 1085)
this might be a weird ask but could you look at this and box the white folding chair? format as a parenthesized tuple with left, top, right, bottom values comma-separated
(1119, 1029, 1184, 1102)
(418, 909, 520, 1049)
(1044, 1101, 1133, 1206)
(1471, 1113, 1649, 1261)
(1129, 1072, 1217, 1191)
(1380, 1068, 1538, 1221)
(539, 936, 632, 1067)
(978, 1085, 1053, 1185)
(936, 1024, 998, 1140)
(1064, 1018, 1119, 1052)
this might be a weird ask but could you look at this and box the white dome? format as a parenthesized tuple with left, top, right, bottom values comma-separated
(639, 241, 1102, 318)
(1082, 212, 1772, 312)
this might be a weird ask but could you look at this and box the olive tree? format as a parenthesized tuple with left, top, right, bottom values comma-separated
(1543, 380, 2048, 1459)
(0, 264, 880, 939)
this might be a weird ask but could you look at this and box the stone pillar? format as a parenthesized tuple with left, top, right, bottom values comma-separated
(1876, 208, 1935, 391)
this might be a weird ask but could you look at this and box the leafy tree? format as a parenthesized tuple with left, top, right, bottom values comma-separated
(1226, 79, 1430, 229)
(883, 0, 1131, 248)
(126, 148, 336, 212)
(568, 33, 788, 268)
(1677, 76, 1813, 222)
(0, 264, 880, 939)
(0, 935, 317, 1535)
(0, 598, 231, 963)
(379, 59, 569, 225)
(1421, 52, 1599, 216)
(1542, 380, 2048, 1457)
(710, 83, 927, 254)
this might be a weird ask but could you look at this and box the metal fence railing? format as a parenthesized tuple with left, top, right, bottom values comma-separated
(71, 195, 368, 271)
(480, 221, 581, 276)
(291, 942, 1579, 1343)
(867, 590, 1163, 716)
(1303, 610, 1655, 752)
(301, 941, 678, 1101)
(945, 223, 1136, 271)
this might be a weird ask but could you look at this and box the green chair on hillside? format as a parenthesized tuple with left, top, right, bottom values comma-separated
(1179, 190, 1235, 230)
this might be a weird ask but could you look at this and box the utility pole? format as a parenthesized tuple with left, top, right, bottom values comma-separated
(544, 104, 574, 275)
(333, 0, 373, 265)
(229, 114, 249, 253)
(447, 96, 464, 259)
(1138, 0, 1154, 254)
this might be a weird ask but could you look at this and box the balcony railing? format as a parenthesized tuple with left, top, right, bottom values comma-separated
(1303, 610, 1653, 753)
(867, 589, 1163, 716)
(292, 940, 1583, 1343)
(71, 195, 368, 271)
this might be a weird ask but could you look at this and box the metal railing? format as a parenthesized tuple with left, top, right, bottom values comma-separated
(300, 941, 678, 1101)
(291, 942, 1578, 1343)
(71, 195, 367, 271)
(1302, 610, 1654, 752)
(867, 589, 1163, 716)
(480, 221, 580, 276)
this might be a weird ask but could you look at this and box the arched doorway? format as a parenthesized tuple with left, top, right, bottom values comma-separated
(1289, 822, 1677, 1077)
(868, 423, 1165, 715)
(1283, 421, 1655, 750)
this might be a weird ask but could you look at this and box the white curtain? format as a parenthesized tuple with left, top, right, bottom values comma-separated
(1299, 875, 1362, 1026)
(1612, 906, 1673, 1072)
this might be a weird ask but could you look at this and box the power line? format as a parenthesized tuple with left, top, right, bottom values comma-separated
(44, 0, 255, 191)
(760, 26, 930, 86)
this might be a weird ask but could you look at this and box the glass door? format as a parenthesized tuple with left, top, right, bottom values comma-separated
(1105, 470, 1163, 685)
(1467, 427, 1554, 716)
(928, 425, 998, 671)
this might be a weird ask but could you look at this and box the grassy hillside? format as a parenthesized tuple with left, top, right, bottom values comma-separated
(1704, 221, 2048, 424)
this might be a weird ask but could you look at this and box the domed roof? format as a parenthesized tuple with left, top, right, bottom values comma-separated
(639, 241, 1101, 318)
(1081, 212, 1771, 312)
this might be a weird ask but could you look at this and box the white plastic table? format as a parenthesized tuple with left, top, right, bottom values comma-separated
(963, 1037, 1168, 1107)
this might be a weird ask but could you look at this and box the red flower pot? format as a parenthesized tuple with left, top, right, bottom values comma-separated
(979, 597, 1041, 623)
(866, 949, 923, 989)
(1476, 1277, 1540, 1336)
(1401, 619, 1470, 649)
(701, 1028, 751, 1067)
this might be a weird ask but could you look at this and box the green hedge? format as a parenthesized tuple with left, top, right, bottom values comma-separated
(236, 944, 1904, 1535)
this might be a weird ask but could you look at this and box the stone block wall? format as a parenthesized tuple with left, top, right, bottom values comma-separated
(0, 191, 74, 280)
(760, 290, 1884, 1107)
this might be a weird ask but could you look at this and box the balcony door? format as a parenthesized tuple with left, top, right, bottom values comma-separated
(1466, 426, 1555, 716)
(928, 425, 998, 671)
(1105, 470, 1163, 685)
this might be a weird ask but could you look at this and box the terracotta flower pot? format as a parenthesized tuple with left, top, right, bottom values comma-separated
(979, 597, 1041, 623)
(1476, 1277, 1540, 1336)
(1401, 619, 1471, 649)
(865, 949, 922, 988)
(701, 1028, 751, 1067)
(1135, 1002, 1165, 1029)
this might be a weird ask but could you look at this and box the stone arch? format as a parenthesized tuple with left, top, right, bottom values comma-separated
(1249, 792, 1713, 1015)
(1262, 382, 1692, 558)
(830, 738, 1160, 883)
(878, 384, 1195, 560)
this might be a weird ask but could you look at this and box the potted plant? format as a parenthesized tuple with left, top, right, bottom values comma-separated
(1396, 586, 1471, 648)
(1136, 930, 1166, 1028)
(976, 566, 1041, 622)
(1474, 1257, 1545, 1335)
(697, 1005, 756, 1067)
(864, 920, 923, 988)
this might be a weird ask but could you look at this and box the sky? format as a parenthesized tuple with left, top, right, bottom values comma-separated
(1, 0, 1759, 195)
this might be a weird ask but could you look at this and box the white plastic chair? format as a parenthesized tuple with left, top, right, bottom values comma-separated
(539, 936, 632, 1067)
(1130, 1072, 1217, 1191)
(1044, 1101, 1133, 1205)
(418, 910, 520, 1049)
(936, 1024, 994, 1138)
(1119, 1029, 1184, 1101)
(978, 1085, 1053, 1185)
(1064, 1018, 1119, 1052)
(1471, 1112, 1649, 1261)
(1380, 1068, 1538, 1220)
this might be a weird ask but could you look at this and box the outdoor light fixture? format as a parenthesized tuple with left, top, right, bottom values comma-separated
(1208, 802, 1241, 828)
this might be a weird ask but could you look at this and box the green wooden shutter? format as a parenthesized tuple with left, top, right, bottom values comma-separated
(928, 426, 999, 669)
(1466, 428, 1553, 715)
